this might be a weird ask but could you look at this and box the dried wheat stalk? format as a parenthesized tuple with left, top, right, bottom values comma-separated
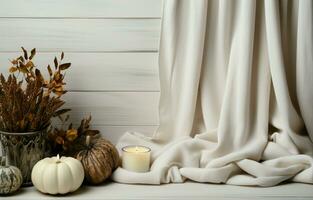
(0, 47, 71, 132)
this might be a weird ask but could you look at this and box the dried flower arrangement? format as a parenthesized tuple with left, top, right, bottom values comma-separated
(48, 115, 100, 154)
(0, 47, 71, 132)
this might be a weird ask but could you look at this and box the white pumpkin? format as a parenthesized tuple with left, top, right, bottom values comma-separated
(31, 155, 84, 195)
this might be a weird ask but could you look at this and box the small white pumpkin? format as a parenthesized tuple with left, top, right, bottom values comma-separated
(31, 155, 84, 195)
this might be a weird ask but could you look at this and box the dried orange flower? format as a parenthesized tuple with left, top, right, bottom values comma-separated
(48, 115, 100, 155)
(66, 128, 78, 141)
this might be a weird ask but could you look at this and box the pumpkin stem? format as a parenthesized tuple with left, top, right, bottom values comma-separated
(0, 156, 6, 166)
(86, 135, 91, 146)
(56, 154, 61, 163)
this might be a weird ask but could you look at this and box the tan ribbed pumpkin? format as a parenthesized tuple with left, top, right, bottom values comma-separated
(75, 136, 120, 184)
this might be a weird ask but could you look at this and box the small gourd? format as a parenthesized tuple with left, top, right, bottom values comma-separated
(0, 156, 23, 194)
(31, 155, 84, 195)
(75, 135, 120, 184)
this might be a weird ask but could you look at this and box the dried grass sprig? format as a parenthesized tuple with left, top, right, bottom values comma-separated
(0, 47, 71, 132)
(48, 115, 99, 154)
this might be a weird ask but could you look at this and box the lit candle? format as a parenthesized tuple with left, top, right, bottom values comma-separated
(122, 145, 151, 172)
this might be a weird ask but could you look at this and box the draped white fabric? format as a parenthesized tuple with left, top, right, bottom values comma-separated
(112, 0, 313, 186)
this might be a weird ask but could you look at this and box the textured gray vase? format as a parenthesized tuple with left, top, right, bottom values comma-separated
(0, 129, 46, 186)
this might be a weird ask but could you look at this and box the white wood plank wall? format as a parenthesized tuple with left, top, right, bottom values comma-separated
(0, 0, 163, 144)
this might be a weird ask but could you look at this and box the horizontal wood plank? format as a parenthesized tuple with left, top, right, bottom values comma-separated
(0, 52, 160, 91)
(0, 19, 160, 52)
(96, 125, 156, 144)
(61, 92, 159, 126)
(0, 0, 162, 18)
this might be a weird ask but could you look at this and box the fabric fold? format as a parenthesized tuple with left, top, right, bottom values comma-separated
(112, 0, 313, 186)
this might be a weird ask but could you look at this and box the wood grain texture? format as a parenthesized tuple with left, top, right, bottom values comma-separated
(0, 19, 160, 52)
(0, 52, 159, 91)
(93, 125, 157, 144)
(0, 1, 162, 139)
(62, 92, 160, 126)
(0, 0, 162, 18)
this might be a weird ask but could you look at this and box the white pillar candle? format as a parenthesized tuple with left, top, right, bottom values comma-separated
(122, 145, 151, 172)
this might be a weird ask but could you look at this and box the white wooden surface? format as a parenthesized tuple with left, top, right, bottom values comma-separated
(0, 0, 162, 143)
(0, 0, 162, 18)
(89, 125, 157, 144)
(5, 182, 313, 200)
(63, 92, 159, 126)
(0, 19, 160, 52)
(0, 52, 159, 91)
